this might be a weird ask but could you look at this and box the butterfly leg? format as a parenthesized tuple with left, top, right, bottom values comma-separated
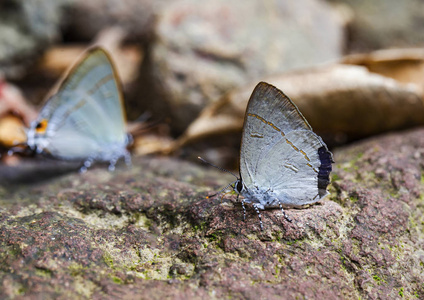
(109, 150, 131, 171)
(108, 158, 117, 171)
(80, 156, 95, 173)
(278, 201, 292, 222)
(124, 151, 132, 167)
(252, 203, 263, 230)
(239, 195, 247, 221)
(108, 153, 121, 171)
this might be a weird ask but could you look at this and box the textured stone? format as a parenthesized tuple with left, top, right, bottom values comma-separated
(1, 128, 424, 298)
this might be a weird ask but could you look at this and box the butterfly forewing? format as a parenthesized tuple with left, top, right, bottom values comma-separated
(239, 82, 331, 206)
(34, 48, 128, 160)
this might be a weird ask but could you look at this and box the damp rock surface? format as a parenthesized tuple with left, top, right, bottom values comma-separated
(1, 129, 424, 299)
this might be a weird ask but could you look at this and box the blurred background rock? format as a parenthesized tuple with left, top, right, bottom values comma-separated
(2, 0, 424, 165)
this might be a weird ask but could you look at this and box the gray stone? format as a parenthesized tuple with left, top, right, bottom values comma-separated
(137, 0, 345, 133)
(1, 127, 423, 298)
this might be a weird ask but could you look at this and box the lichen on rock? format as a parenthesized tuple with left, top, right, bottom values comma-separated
(1, 129, 424, 298)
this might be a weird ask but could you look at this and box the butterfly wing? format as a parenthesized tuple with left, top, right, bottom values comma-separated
(239, 82, 332, 206)
(29, 47, 128, 160)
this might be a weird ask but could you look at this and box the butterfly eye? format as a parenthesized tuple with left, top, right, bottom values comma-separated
(236, 180, 243, 193)
(35, 119, 48, 133)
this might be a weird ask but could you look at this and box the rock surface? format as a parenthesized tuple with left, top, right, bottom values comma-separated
(1, 128, 424, 298)
(137, 0, 344, 133)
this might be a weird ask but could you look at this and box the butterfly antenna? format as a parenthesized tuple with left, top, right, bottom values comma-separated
(206, 181, 237, 199)
(197, 156, 239, 179)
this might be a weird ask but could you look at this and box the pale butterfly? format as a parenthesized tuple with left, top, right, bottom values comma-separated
(201, 82, 333, 230)
(26, 47, 131, 172)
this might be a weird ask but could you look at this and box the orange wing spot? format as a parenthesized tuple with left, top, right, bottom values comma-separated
(35, 119, 48, 134)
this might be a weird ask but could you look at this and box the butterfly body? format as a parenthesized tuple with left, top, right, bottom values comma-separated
(26, 48, 130, 171)
(231, 82, 333, 228)
(235, 183, 283, 210)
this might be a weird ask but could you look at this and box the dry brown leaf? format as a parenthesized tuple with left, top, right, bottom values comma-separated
(39, 45, 142, 87)
(37, 28, 143, 87)
(342, 48, 424, 95)
(133, 134, 174, 156)
(36, 46, 90, 78)
(93, 26, 143, 84)
(0, 115, 27, 147)
(175, 64, 424, 149)
(0, 79, 37, 125)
